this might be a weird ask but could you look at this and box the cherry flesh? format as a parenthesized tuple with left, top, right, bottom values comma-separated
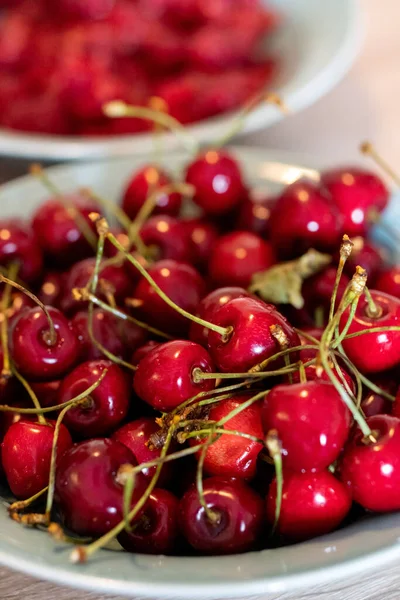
(122, 165, 182, 220)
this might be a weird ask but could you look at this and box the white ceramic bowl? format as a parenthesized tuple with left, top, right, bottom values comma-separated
(1, 147, 400, 599)
(0, 0, 361, 160)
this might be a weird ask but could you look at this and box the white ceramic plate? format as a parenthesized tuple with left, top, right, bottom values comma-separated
(0, 0, 362, 160)
(1, 147, 400, 599)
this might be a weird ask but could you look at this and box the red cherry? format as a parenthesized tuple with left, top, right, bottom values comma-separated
(30, 379, 61, 409)
(302, 267, 350, 315)
(376, 265, 400, 299)
(209, 231, 276, 288)
(134, 340, 215, 411)
(55, 0, 116, 22)
(361, 374, 397, 417)
(195, 395, 264, 479)
(2, 420, 72, 499)
(269, 180, 342, 259)
(321, 167, 389, 238)
(181, 218, 219, 271)
(0, 220, 43, 283)
(185, 150, 245, 216)
(37, 271, 64, 309)
(1, 290, 34, 329)
(104, 227, 130, 259)
(122, 165, 182, 220)
(139, 215, 191, 262)
(57, 360, 130, 438)
(55, 438, 147, 537)
(208, 297, 300, 373)
(340, 290, 400, 373)
(344, 238, 386, 284)
(10, 306, 79, 380)
(267, 470, 351, 541)
(339, 415, 400, 511)
(132, 260, 205, 336)
(389, 387, 400, 418)
(180, 476, 263, 554)
(131, 341, 161, 367)
(235, 192, 275, 237)
(262, 381, 351, 472)
(118, 488, 179, 555)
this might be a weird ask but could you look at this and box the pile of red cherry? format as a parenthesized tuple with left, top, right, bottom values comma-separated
(1, 144, 400, 562)
(0, 0, 278, 136)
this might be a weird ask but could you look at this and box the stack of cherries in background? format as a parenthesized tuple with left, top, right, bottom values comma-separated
(1, 140, 400, 562)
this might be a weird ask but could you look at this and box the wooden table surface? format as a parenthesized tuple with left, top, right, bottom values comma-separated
(2, 1, 400, 598)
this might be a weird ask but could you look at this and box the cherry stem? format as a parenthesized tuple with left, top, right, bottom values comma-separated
(29, 164, 98, 251)
(333, 297, 360, 348)
(265, 429, 283, 535)
(183, 427, 264, 445)
(218, 390, 267, 427)
(329, 234, 354, 323)
(249, 344, 318, 373)
(360, 141, 400, 187)
(196, 430, 222, 525)
(363, 286, 383, 318)
(298, 361, 307, 383)
(343, 325, 400, 340)
(103, 101, 199, 155)
(11, 365, 47, 425)
(80, 188, 132, 232)
(0, 263, 19, 380)
(8, 486, 48, 514)
(193, 362, 306, 382)
(330, 351, 359, 405)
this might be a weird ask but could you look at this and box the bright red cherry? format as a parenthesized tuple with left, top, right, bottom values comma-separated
(180, 476, 263, 554)
(139, 215, 191, 262)
(122, 165, 182, 220)
(181, 218, 219, 271)
(134, 340, 215, 411)
(37, 271, 64, 309)
(118, 488, 179, 555)
(344, 238, 386, 285)
(185, 150, 245, 216)
(340, 290, 400, 373)
(55, 438, 147, 537)
(10, 306, 79, 380)
(235, 192, 275, 237)
(31, 196, 98, 267)
(208, 297, 300, 373)
(376, 265, 400, 299)
(321, 167, 389, 238)
(131, 341, 160, 367)
(267, 470, 351, 541)
(262, 381, 351, 472)
(132, 260, 205, 336)
(57, 360, 130, 438)
(196, 395, 264, 479)
(0, 220, 43, 283)
(269, 180, 342, 259)
(2, 420, 72, 499)
(209, 231, 276, 288)
(339, 415, 400, 511)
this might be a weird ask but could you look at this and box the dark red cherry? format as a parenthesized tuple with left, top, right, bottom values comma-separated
(376, 265, 400, 299)
(122, 165, 182, 220)
(71, 308, 147, 362)
(131, 341, 160, 367)
(302, 267, 350, 314)
(113, 418, 174, 485)
(195, 395, 264, 479)
(10, 306, 79, 380)
(209, 231, 276, 288)
(0, 220, 43, 283)
(208, 297, 300, 373)
(37, 271, 64, 309)
(189, 286, 253, 347)
(57, 360, 130, 438)
(339, 415, 400, 511)
(139, 215, 191, 262)
(262, 381, 351, 472)
(56, 0, 115, 21)
(185, 150, 245, 216)
(181, 218, 219, 271)
(269, 180, 342, 259)
(132, 260, 205, 336)
(2, 420, 72, 499)
(118, 488, 179, 554)
(321, 167, 389, 237)
(361, 373, 397, 417)
(30, 379, 61, 408)
(343, 237, 386, 284)
(267, 470, 351, 541)
(180, 476, 263, 554)
(134, 340, 215, 411)
(1, 290, 34, 329)
(31, 196, 98, 267)
(340, 290, 400, 373)
(389, 387, 400, 419)
(235, 192, 275, 237)
(55, 438, 147, 537)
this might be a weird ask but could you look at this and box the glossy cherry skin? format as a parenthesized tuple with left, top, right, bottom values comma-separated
(139, 215, 191, 262)
(266, 470, 351, 541)
(185, 150, 245, 216)
(31, 196, 98, 267)
(180, 476, 263, 554)
(208, 297, 300, 373)
(235, 193, 275, 237)
(339, 290, 400, 374)
(112, 417, 174, 485)
(2, 420, 72, 499)
(71, 308, 147, 362)
(269, 179, 342, 259)
(181, 218, 219, 271)
(262, 381, 351, 472)
(122, 165, 182, 220)
(57, 360, 130, 438)
(37, 271, 64, 309)
(0, 220, 43, 283)
(131, 341, 160, 367)
(134, 340, 215, 412)
(339, 415, 400, 511)
(376, 265, 400, 299)
(132, 260, 205, 336)
(55, 438, 147, 537)
(302, 267, 350, 314)
(118, 488, 179, 554)
(321, 167, 389, 238)
(10, 306, 79, 380)
(209, 231, 276, 288)
(343, 238, 386, 285)
(189, 286, 253, 347)
(196, 395, 264, 480)
(30, 379, 61, 409)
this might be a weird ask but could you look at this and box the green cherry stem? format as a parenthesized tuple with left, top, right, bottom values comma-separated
(329, 234, 354, 323)
(265, 429, 283, 535)
(196, 430, 221, 524)
(363, 286, 383, 318)
(0, 263, 19, 380)
(343, 326, 400, 340)
(333, 297, 360, 348)
(80, 188, 132, 232)
(8, 486, 49, 514)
